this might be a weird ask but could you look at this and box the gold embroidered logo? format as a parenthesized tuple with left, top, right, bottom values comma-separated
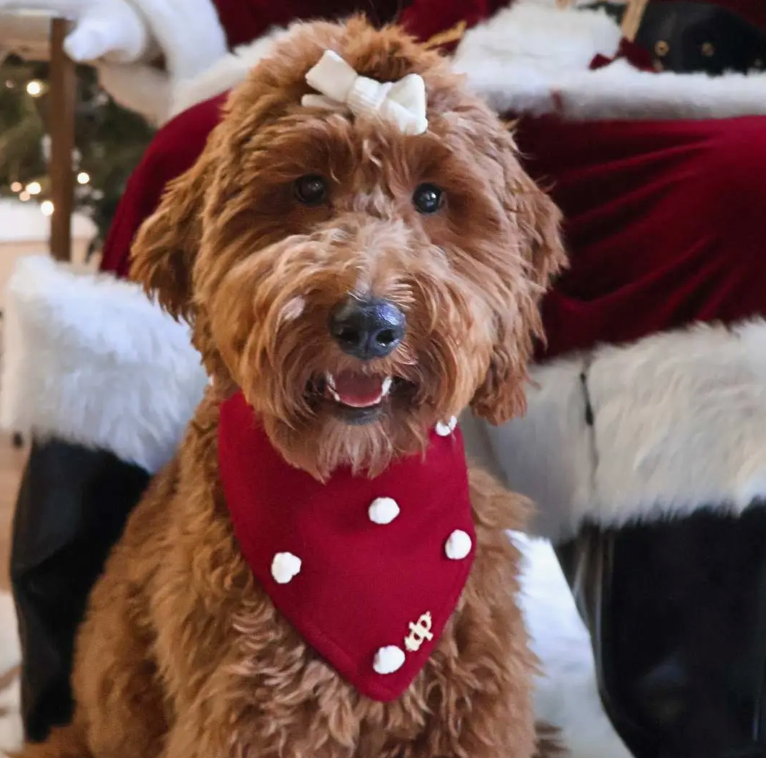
(404, 612, 434, 652)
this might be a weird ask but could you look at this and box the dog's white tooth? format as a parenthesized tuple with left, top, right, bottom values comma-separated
(328, 386, 342, 403)
(325, 372, 337, 390)
(381, 376, 393, 397)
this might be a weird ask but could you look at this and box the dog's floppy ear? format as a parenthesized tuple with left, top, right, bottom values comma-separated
(513, 170, 566, 294)
(130, 147, 214, 322)
(471, 134, 566, 426)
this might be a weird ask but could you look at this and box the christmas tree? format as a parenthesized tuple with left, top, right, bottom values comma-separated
(0, 53, 155, 256)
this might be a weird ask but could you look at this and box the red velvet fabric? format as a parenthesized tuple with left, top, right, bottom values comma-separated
(208, 0, 506, 52)
(100, 93, 227, 278)
(590, 37, 655, 72)
(103, 108, 766, 360)
(218, 391, 475, 701)
(513, 114, 766, 360)
(210, 0, 403, 50)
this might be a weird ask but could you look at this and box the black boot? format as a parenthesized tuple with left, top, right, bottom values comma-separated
(459, 316, 766, 758)
(557, 506, 766, 758)
(1, 257, 206, 741)
(11, 438, 150, 742)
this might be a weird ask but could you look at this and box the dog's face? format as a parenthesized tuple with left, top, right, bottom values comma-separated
(131, 18, 565, 478)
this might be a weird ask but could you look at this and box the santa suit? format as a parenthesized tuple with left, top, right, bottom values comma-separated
(6, 1, 766, 756)
(460, 4, 766, 756)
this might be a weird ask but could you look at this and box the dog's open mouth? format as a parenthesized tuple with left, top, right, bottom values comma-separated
(311, 371, 411, 424)
(324, 371, 392, 409)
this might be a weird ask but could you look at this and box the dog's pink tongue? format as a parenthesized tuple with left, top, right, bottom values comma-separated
(333, 372, 384, 408)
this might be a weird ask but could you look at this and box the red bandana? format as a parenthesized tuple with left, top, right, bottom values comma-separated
(218, 391, 475, 701)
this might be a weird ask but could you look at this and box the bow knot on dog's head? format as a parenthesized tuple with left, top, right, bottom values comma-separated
(302, 50, 428, 136)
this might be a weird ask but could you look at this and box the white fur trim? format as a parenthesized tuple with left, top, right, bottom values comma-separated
(168, 1, 766, 126)
(514, 533, 631, 758)
(126, 0, 226, 85)
(97, 61, 172, 126)
(463, 320, 766, 540)
(454, 1, 766, 120)
(170, 27, 290, 118)
(0, 256, 207, 472)
(90, 0, 227, 124)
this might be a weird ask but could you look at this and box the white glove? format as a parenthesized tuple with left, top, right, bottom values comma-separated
(0, 0, 154, 63)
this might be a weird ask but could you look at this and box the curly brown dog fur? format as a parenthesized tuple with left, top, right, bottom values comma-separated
(20, 17, 565, 758)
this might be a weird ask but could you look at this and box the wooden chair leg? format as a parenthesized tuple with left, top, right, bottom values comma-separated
(48, 18, 75, 263)
(555, 0, 650, 43)
(622, 0, 650, 41)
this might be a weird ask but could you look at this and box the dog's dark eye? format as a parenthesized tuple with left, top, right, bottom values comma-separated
(412, 183, 444, 215)
(294, 175, 328, 206)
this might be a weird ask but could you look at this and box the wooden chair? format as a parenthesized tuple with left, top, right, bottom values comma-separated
(47, 18, 76, 264)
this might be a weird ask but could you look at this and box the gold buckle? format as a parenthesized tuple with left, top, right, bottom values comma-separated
(423, 20, 467, 50)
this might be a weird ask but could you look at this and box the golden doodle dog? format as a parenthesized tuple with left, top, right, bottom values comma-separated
(23, 17, 565, 758)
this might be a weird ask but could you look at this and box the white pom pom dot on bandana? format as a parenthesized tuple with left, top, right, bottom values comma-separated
(445, 530, 472, 560)
(435, 417, 458, 437)
(271, 552, 302, 584)
(368, 497, 400, 525)
(373, 645, 406, 675)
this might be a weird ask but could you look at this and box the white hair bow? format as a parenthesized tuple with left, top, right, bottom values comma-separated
(302, 51, 428, 136)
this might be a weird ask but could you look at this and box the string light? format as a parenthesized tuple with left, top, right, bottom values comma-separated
(77, 172, 90, 185)
(10, 182, 22, 193)
(19, 191, 30, 202)
(40, 201, 54, 216)
(26, 80, 44, 97)
(26, 181, 42, 196)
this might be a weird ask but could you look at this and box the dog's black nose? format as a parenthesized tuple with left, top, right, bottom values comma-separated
(329, 297, 406, 360)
